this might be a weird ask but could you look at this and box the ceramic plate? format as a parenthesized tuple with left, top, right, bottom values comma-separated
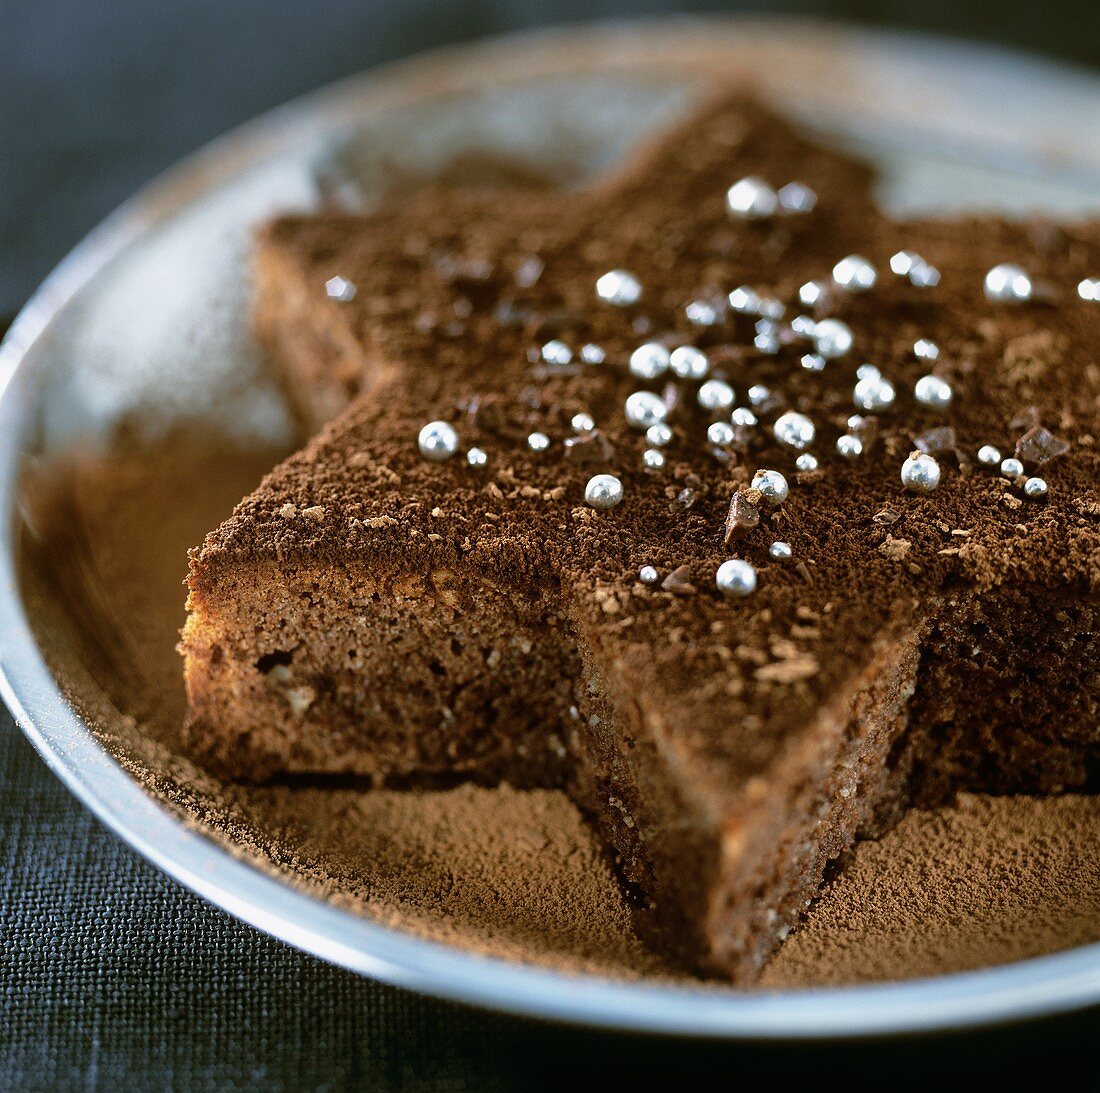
(2, 19, 1100, 1037)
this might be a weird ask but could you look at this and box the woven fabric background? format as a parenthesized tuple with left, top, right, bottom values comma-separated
(3, 3, 1099, 1086)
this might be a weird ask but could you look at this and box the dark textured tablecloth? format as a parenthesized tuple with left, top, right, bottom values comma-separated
(3, 2, 1099, 1086)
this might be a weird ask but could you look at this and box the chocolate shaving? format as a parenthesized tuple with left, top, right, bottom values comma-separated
(872, 506, 903, 526)
(459, 393, 529, 442)
(723, 491, 761, 546)
(661, 565, 697, 595)
(563, 430, 616, 465)
(734, 423, 758, 450)
(671, 487, 698, 512)
(913, 425, 959, 460)
(849, 415, 881, 446)
(1009, 405, 1042, 432)
(1015, 425, 1070, 466)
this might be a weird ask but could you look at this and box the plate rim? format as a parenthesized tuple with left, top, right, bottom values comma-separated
(2, 16, 1100, 1039)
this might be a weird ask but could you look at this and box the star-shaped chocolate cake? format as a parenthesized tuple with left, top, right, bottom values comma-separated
(182, 93, 1100, 979)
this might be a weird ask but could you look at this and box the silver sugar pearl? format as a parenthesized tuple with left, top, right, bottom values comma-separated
(790, 314, 817, 338)
(812, 318, 854, 359)
(769, 540, 793, 561)
(977, 445, 1002, 466)
(629, 342, 671, 380)
(914, 338, 940, 361)
(418, 420, 459, 461)
(466, 447, 488, 467)
(580, 343, 606, 365)
(639, 565, 660, 585)
(1023, 476, 1048, 499)
(747, 384, 772, 408)
(670, 345, 710, 381)
(730, 407, 758, 427)
(527, 431, 551, 452)
(1079, 278, 1100, 302)
(889, 251, 921, 276)
(910, 262, 941, 288)
(624, 390, 668, 430)
(642, 448, 666, 470)
(585, 474, 623, 510)
(778, 181, 817, 214)
(853, 373, 896, 412)
(901, 452, 941, 493)
(799, 280, 826, 308)
(685, 299, 720, 326)
(984, 263, 1033, 303)
(571, 412, 595, 434)
(751, 469, 790, 506)
(795, 453, 819, 472)
(646, 422, 673, 447)
(707, 421, 735, 447)
(1000, 457, 1025, 478)
(773, 411, 816, 450)
(847, 414, 867, 431)
(836, 434, 864, 460)
(325, 275, 357, 302)
(856, 363, 881, 381)
(698, 379, 736, 415)
(716, 559, 757, 598)
(728, 285, 761, 313)
(541, 339, 573, 365)
(726, 177, 779, 220)
(754, 332, 780, 355)
(596, 269, 642, 307)
(832, 255, 877, 292)
(757, 297, 786, 320)
(800, 352, 826, 372)
(914, 374, 954, 409)
(891, 251, 940, 287)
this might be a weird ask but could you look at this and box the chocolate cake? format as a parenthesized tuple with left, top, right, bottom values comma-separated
(181, 92, 1100, 979)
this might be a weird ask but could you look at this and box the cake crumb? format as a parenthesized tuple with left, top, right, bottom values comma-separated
(878, 536, 911, 561)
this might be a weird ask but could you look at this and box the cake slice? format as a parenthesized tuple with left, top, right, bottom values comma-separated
(181, 93, 1100, 978)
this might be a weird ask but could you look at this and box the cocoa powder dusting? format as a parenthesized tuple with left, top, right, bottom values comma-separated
(764, 794, 1100, 986)
(18, 433, 1100, 985)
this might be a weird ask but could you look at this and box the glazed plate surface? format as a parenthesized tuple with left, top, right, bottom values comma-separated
(2, 19, 1100, 1036)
